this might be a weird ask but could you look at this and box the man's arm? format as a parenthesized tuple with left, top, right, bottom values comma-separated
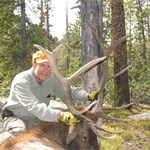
(14, 82, 60, 122)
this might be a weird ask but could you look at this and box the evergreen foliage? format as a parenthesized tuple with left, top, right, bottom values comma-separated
(0, 1, 49, 97)
(103, 0, 150, 105)
(0, 0, 149, 106)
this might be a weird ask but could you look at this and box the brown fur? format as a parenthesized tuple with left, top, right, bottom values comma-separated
(0, 112, 99, 150)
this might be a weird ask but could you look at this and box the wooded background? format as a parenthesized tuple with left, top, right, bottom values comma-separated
(0, 0, 149, 107)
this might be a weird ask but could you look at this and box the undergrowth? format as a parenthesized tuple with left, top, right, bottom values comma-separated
(100, 108, 150, 150)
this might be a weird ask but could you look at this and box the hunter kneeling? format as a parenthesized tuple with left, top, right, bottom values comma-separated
(0, 49, 99, 144)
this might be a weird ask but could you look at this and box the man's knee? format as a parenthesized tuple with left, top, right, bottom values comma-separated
(0, 117, 26, 144)
(4, 117, 26, 134)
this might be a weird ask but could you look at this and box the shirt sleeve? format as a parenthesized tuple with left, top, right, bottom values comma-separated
(51, 75, 87, 103)
(14, 81, 60, 122)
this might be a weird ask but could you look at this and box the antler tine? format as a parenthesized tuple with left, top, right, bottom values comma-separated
(94, 124, 124, 134)
(106, 35, 130, 57)
(81, 115, 124, 134)
(53, 44, 63, 58)
(33, 44, 64, 81)
(91, 35, 130, 113)
(67, 57, 106, 81)
(88, 23, 130, 114)
(95, 111, 129, 122)
(88, 122, 116, 140)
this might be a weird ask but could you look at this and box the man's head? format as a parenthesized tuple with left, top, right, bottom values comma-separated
(32, 51, 51, 84)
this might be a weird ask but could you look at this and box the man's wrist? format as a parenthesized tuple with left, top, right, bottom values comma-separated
(57, 112, 63, 121)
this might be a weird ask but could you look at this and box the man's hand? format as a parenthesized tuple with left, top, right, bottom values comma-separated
(88, 88, 100, 101)
(60, 112, 79, 125)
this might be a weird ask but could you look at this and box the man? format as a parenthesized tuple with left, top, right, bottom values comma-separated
(0, 50, 100, 143)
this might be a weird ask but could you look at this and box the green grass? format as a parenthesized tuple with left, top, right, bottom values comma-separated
(101, 136, 123, 150)
(100, 108, 150, 150)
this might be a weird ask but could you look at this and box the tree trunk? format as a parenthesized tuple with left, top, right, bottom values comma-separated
(81, 0, 103, 94)
(111, 0, 130, 106)
(20, 0, 27, 68)
(20, 0, 26, 48)
(80, 1, 103, 148)
(45, 1, 50, 50)
(65, 0, 70, 73)
(39, 0, 44, 28)
(136, 0, 147, 68)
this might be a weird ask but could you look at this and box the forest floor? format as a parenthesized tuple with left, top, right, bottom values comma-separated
(101, 105, 150, 150)
(0, 98, 150, 149)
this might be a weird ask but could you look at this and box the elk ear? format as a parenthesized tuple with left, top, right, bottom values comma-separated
(66, 125, 79, 145)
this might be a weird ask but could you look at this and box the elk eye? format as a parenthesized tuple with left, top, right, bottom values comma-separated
(83, 136, 88, 142)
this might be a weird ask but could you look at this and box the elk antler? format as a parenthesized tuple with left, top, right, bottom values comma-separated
(88, 121, 117, 140)
(33, 44, 106, 115)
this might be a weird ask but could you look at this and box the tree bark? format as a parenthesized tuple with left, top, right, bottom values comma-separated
(136, 0, 147, 67)
(111, 0, 130, 106)
(20, 0, 26, 48)
(81, 0, 103, 94)
(39, 0, 44, 28)
(20, 0, 27, 68)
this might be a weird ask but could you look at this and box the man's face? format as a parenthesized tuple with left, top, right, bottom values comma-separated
(33, 62, 51, 83)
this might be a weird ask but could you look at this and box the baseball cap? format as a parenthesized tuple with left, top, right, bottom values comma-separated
(32, 51, 48, 64)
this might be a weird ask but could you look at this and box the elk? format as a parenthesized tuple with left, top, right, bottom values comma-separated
(0, 103, 124, 150)
(0, 106, 106, 150)
(0, 34, 130, 149)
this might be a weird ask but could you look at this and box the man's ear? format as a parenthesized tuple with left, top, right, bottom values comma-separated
(32, 61, 36, 67)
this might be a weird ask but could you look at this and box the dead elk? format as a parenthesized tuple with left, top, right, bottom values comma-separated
(0, 104, 125, 150)
(0, 111, 100, 150)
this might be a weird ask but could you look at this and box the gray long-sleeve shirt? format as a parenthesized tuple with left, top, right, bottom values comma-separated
(3, 68, 87, 122)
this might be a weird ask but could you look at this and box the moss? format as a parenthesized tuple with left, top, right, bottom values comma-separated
(101, 136, 123, 150)
(145, 131, 150, 139)
(142, 142, 150, 150)
(101, 109, 150, 149)
(121, 130, 136, 141)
